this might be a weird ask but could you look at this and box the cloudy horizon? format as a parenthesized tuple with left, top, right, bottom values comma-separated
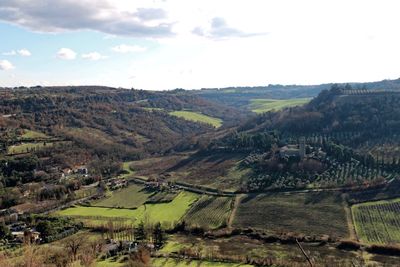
(1, 0, 400, 90)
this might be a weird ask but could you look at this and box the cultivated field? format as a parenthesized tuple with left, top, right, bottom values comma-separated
(147, 191, 178, 203)
(352, 198, 400, 244)
(55, 191, 199, 226)
(347, 180, 400, 204)
(152, 258, 253, 267)
(165, 152, 247, 191)
(92, 184, 153, 208)
(233, 192, 349, 237)
(161, 234, 364, 266)
(169, 110, 223, 128)
(249, 98, 311, 113)
(184, 195, 233, 229)
(96, 257, 253, 267)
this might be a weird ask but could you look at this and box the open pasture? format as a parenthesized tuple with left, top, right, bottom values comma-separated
(21, 129, 50, 139)
(169, 110, 223, 128)
(249, 98, 311, 113)
(55, 191, 198, 226)
(8, 142, 53, 154)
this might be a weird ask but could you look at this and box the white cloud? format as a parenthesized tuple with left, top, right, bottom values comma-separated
(2, 0, 400, 90)
(2, 49, 31, 56)
(193, 17, 267, 39)
(57, 48, 77, 60)
(0, 0, 173, 37)
(81, 52, 107, 61)
(17, 49, 31, 56)
(2, 50, 17, 56)
(0, 60, 15, 70)
(111, 44, 147, 53)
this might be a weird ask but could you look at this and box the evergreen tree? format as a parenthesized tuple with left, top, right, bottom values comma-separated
(0, 222, 11, 240)
(152, 222, 164, 249)
(134, 221, 146, 242)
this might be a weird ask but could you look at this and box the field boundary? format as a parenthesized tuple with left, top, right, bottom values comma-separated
(228, 194, 243, 228)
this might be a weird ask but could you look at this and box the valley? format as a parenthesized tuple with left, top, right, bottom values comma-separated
(1, 82, 400, 266)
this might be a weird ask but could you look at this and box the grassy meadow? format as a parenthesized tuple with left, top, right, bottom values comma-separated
(352, 198, 400, 244)
(249, 98, 311, 113)
(21, 129, 50, 139)
(233, 192, 349, 237)
(8, 142, 53, 154)
(55, 191, 199, 226)
(169, 110, 223, 128)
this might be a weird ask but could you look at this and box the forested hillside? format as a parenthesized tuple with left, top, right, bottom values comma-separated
(0, 86, 245, 157)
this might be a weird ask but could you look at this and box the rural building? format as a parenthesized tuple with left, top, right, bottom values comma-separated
(279, 138, 306, 159)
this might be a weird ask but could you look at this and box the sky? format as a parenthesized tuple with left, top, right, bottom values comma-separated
(0, 0, 400, 90)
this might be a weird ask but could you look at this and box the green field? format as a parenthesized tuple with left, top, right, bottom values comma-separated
(233, 192, 349, 238)
(92, 184, 153, 208)
(169, 111, 223, 128)
(249, 98, 311, 113)
(352, 198, 400, 244)
(74, 186, 98, 200)
(96, 258, 124, 267)
(152, 258, 253, 267)
(8, 142, 52, 154)
(184, 196, 233, 229)
(21, 130, 50, 139)
(56, 191, 199, 226)
(120, 161, 136, 179)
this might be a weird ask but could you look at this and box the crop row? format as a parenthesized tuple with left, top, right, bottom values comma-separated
(353, 199, 400, 244)
(184, 196, 233, 229)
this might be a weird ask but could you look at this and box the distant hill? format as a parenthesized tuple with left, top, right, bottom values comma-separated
(192, 78, 400, 111)
(240, 85, 400, 142)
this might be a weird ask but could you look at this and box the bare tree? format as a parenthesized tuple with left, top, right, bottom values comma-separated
(88, 237, 104, 256)
(19, 244, 42, 267)
(65, 235, 85, 262)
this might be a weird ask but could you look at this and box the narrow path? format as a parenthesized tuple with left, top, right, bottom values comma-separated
(228, 194, 243, 227)
(342, 194, 358, 241)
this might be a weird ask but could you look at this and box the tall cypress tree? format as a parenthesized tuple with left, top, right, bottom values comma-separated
(135, 221, 146, 242)
(152, 222, 164, 249)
